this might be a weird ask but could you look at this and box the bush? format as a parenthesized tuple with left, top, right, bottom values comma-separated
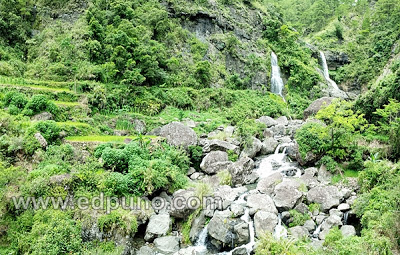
(3, 91, 27, 111)
(23, 95, 58, 116)
(295, 121, 330, 161)
(288, 210, 310, 227)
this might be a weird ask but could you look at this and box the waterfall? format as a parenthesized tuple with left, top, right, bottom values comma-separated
(312, 221, 324, 239)
(270, 52, 285, 100)
(273, 214, 287, 240)
(343, 212, 349, 225)
(194, 225, 208, 252)
(320, 51, 339, 90)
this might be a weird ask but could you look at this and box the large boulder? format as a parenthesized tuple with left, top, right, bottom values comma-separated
(34, 132, 48, 148)
(154, 236, 180, 254)
(240, 137, 262, 159)
(214, 186, 247, 210)
(159, 122, 197, 149)
(246, 193, 278, 215)
(275, 116, 289, 126)
(200, 151, 232, 174)
(307, 186, 341, 211)
(228, 156, 255, 186)
(303, 97, 334, 120)
(260, 137, 279, 155)
(144, 213, 171, 241)
(137, 246, 156, 255)
(169, 189, 196, 218)
(256, 116, 277, 127)
(273, 179, 304, 211)
(207, 210, 234, 246)
(189, 211, 206, 243)
(254, 211, 278, 237)
(32, 112, 53, 121)
(203, 139, 240, 154)
(324, 51, 350, 70)
(256, 172, 283, 195)
(289, 226, 309, 240)
(341, 225, 356, 237)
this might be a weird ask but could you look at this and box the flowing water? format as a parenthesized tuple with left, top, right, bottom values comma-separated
(270, 52, 285, 100)
(273, 214, 288, 240)
(320, 51, 340, 90)
(256, 143, 302, 178)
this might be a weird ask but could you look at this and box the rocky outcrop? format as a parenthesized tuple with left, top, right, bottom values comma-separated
(154, 236, 180, 254)
(203, 139, 240, 154)
(144, 213, 171, 241)
(228, 156, 255, 186)
(246, 193, 278, 215)
(200, 151, 232, 174)
(303, 97, 334, 120)
(323, 51, 350, 70)
(273, 179, 304, 211)
(254, 211, 278, 237)
(307, 186, 341, 211)
(159, 122, 197, 149)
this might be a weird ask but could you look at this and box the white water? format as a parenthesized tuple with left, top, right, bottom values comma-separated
(320, 51, 339, 90)
(256, 143, 302, 178)
(194, 225, 208, 253)
(273, 214, 287, 240)
(271, 52, 285, 100)
(343, 212, 349, 225)
(312, 221, 324, 239)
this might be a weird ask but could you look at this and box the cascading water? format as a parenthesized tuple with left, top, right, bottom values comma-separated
(256, 143, 302, 178)
(312, 221, 324, 239)
(320, 51, 340, 90)
(343, 212, 349, 225)
(273, 214, 287, 240)
(270, 52, 285, 100)
(194, 225, 208, 253)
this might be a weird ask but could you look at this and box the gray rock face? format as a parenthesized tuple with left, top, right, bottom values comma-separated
(260, 137, 279, 155)
(207, 210, 234, 245)
(307, 186, 341, 211)
(341, 225, 356, 237)
(34, 132, 48, 148)
(321, 215, 343, 231)
(256, 116, 278, 127)
(273, 179, 303, 211)
(32, 112, 53, 121)
(144, 214, 171, 241)
(228, 156, 255, 186)
(169, 189, 196, 218)
(214, 186, 246, 210)
(154, 236, 180, 254)
(159, 122, 197, 149)
(233, 220, 250, 246)
(256, 172, 283, 195)
(303, 97, 334, 120)
(247, 193, 278, 215)
(317, 165, 333, 184)
(289, 226, 309, 240)
(240, 137, 262, 159)
(324, 51, 350, 70)
(303, 220, 316, 233)
(137, 246, 156, 255)
(200, 151, 231, 174)
(275, 116, 289, 126)
(189, 211, 206, 243)
(203, 139, 239, 154)
(254, 211, 278, 237)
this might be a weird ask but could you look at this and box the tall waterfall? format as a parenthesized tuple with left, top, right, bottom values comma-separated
(270, 52, 285, 98)
(320, 51, 340, 90)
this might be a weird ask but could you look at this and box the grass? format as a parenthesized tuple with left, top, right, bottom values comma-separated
(56, 121, 92, 128)
(332, 170, 359, 184)
(53, 101, 82, 106)
(0, 83, 71, 93)
(65, 135, 157, 143)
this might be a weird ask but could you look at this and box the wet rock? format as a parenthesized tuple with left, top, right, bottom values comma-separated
(254, 211, 278, 237)
(159, 122, 197, 149)
(207, 210, 234, 246)
(233, 221, 250, 245)
(144, 213, 171, 241)
(189, 211, 206, 243)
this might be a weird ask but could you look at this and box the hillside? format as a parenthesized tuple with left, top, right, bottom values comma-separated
(0, 0, 400, 254)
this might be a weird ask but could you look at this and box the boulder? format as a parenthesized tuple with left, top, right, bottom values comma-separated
(275, 116, 289, 126)
(324, 51, 350, 70)
(203, 139, 239, 154)
(321, 215, 343, 231)
(303, 97, 334, 120)
(159, 122, 197, 149)
(189, 211, 206, 243)
(132, 119, 146, 133)
(256, 116, 277, 127)
(247, 193, 278, 215)
(144, 213, 171, 241)
(34, 132, 48, 148)
(307, 186, 341, 211)
(303, 220, 316, 233)
(294, 203, 309, 215)
(263, 128, 274, 138)
(256, 172, 283, 195)
(317, 165, 333, 184)
(254, 211, 278, 237)
(228, 156, 255, 186)
(341, 225, 356, 237)
(207, 210, 234, 246)
(240, 137, 262, 158)
(273, 179, 303, 211)
(289, 226, 309, 240)
(169, 189, 196, 218)
(233, 221, 250, 246)
(338, 203, 350, 211)
(214, 186, 246, 210)
(32, 112, 53, 121)
(260, 137, 279, 155)
(154, 236, 180, 254)
(137, 246, 156, 255)
(200, 151, 232, 174)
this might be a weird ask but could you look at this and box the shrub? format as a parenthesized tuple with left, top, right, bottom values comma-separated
(3, 91, 27, 110)
(288, 210, 310, 227)
(98, 209, 138, 235)
(217, 170, 232, 186)
(23, 95, 58, 116)
(295, 121, 330, 161)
